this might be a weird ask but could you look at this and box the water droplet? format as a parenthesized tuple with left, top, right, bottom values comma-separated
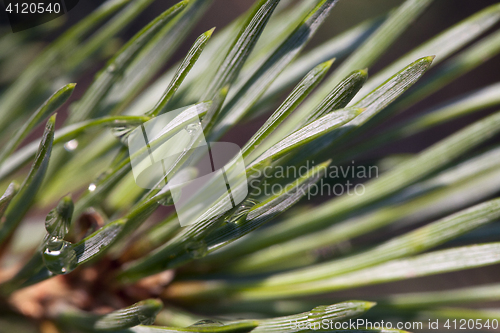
(63, 139, 78, 152)
(240, 198, 259, 210)
(106, 64, 117, 73)
(185, 241, 208, 259)
(45, 198, 73, 238)
(111, 125, 135, 145)
(157, 193, 176, 206)
(138, 314, 155, 325)
(42, 236, 77, 275)
(88, 183, 97, 192)
(226, 198, 259, 224)
(184, 122, 201, 135)
(306, 305, 329, 325)
(189, 319, 224, 327)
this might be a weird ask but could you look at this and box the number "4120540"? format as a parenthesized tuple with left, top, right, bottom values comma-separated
(5, 2, 62, 14)
(444, 319, 498, 330)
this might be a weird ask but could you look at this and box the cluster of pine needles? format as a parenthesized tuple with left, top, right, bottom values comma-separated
(1, 0, 500, 332)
